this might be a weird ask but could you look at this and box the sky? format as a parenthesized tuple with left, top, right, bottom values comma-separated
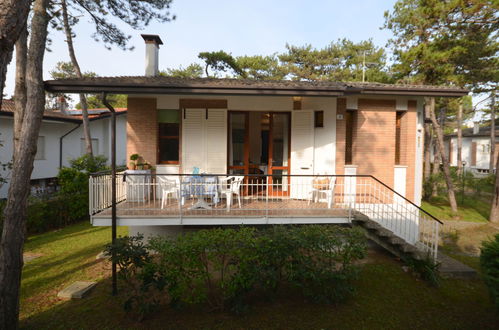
(4, 0, 399, 98)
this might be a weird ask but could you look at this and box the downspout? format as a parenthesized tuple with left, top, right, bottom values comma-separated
(59, 123, 81, 168)
(101, 92, 117, 296)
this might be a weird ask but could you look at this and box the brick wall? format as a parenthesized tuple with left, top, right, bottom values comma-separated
(352, 99, 397, 188)
(335, 98, 418, 201)
(400, 101, 417, 201)
(127, 97, 157, 165)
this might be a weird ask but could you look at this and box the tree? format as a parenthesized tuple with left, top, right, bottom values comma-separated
(384, 0, 498, 214)
(1, 1, 176, 327)
(60, 0, 93, 155)
(0, 1, 51, 328)
(0, 0, 31, 109)
(278, 39, 392, 82)
(161, 63, 204, 78)
(235, 54, 287, 80)
(198, 50, 245, 78)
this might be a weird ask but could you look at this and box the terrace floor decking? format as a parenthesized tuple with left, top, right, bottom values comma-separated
(92, 198, 351, 226)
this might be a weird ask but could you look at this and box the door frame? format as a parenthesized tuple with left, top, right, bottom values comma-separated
(268, 111, 291, 196)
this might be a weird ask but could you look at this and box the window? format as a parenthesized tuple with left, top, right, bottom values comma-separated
(80, 138, 99, 155)
(314, 111, 324, 128)
(395, 111, 405, 165)
(158, 109, 180, 164)
(35, 136, 45, 160)
(345, 110, 356, 165)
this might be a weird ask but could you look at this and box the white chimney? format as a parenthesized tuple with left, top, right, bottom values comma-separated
(473, 122, 480, 135)
(141, 34, 163, 76)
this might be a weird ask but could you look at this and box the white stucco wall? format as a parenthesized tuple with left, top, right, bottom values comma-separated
(447, 135, 496, 171)
(153, 94, 337, 175)
(0, 114, 127, 198)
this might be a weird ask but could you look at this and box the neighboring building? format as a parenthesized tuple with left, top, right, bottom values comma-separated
(0, 100, 127, 198)
(44, 34, 468, 259)
(445, 124, 499, 175)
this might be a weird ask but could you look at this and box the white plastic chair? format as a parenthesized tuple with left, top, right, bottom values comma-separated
(157, 176, 179, 209)
(219, 176, 244, 211)
(309, 176, 336, 209)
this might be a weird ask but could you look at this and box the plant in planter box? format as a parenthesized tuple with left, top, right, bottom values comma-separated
(129, 154, 140, 170)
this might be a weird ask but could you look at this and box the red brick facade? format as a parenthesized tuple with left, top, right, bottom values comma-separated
(334, 98, 417, 201)
(127, 97, 157, 165)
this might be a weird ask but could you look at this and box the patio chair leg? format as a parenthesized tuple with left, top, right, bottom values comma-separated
(237, 194, 241, 208)
(226, 193, 231, 212)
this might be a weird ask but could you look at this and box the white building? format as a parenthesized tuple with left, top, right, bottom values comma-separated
(445, 124, 498, 175)
(0, 100, 127, 198)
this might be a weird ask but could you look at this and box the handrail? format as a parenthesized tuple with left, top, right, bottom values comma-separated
(367, 175, 443, 225)
(88, 172, 443, 225)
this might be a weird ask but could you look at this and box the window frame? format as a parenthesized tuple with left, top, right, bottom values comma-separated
(158, 110, 181, 165)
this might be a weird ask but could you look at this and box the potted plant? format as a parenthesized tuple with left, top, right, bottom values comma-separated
(129, 153, 140, 170)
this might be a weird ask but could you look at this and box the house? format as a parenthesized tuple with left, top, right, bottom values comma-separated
(44, 34, 468, 260)
(0, 100, 127, 198)
(445, 123, 499, 175)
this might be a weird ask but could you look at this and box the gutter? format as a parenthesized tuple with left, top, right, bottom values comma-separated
(59, 123, 81, 168)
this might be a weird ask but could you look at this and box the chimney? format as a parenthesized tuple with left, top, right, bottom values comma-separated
(473, 122, 480, 135)
(141, 34, 163, 76)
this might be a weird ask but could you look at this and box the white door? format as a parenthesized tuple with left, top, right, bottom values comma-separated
(290, 110, 315, 199)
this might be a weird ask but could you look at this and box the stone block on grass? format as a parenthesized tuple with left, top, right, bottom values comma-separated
(57, 281, 97, 299)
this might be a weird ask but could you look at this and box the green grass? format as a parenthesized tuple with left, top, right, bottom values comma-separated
(421, 194, 490, 222)
(19, 222, 499, 329)
(21, 221, 127, 320)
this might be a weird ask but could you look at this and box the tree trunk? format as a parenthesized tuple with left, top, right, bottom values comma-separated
(61, 0, 93, 155)
(0, 0, 31, 108)
(490, 139, 499, 223)
(427, 97, 458, 215)
(457, 101, 463, 176)
(0, 0, 50, 328)
(432, 139, 441, 197)
(490, 91, 496, 173)
(423, 104, 432, 182)
(13, 27, 27, 155)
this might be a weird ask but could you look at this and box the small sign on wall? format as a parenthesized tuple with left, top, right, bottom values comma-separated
(336, 114, 344, 120)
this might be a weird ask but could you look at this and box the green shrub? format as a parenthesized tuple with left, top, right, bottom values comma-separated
(109, 225, 368, 318)
(480, 234, 499, 311)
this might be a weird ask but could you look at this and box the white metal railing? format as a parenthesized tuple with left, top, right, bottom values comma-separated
(89, 171, 126, 216)
(89, 173, 441, 260)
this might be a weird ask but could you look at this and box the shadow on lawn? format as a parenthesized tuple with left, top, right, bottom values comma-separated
(21, 244, 107, 295)
(20, 249, 499, 330)
(25, 222, 109, 251)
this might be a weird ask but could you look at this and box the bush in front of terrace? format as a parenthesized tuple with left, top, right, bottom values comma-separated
(106, 225, 367, 320)
(480, 234, 499, 312)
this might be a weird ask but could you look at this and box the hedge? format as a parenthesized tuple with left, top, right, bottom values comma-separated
(481, 234, 499, 312)
(107, 225, 367, 320)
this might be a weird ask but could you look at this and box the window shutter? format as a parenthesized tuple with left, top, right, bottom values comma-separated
(205, 109, 227, 174)
(471, 142, 477, 166)
(182, 108, 205, 173)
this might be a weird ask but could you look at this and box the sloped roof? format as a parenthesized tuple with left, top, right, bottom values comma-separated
(0, 99, 126, 123)
(44, 76, 469, 97)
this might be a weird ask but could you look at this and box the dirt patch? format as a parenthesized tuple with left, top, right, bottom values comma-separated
(23, 253, 43, 263)
(440, 220, 499, 256)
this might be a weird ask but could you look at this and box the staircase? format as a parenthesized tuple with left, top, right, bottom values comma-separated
(353, 213, 428, 261)
(345, 176, 442, 262)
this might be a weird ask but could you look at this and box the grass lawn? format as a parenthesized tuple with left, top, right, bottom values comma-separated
(20, 222, 499, 329)
(421, 194, 490, 222)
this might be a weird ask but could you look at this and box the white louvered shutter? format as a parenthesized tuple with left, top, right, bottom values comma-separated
(182, 108, 205, 173)
(205, 109, 227, 174)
